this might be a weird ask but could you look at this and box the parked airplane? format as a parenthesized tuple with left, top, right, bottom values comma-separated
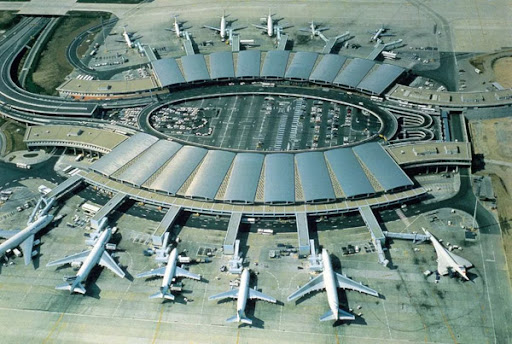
(47, 227, 125, 294)
(115, 27, 142, 48)
(0, 197, 55, 266)
(136, 247, 201, 300)
(369, 27, 394, 42)
(300, 21, 329, 36)
(422, 228, 472, 280)
(166, 15, 188, 38)
(252, 10, 290, 38)
(288, 249, 379, 321)
(203, 12, 230, 41)
(209, 268, 276, 324)
(0, 214, 53, 265)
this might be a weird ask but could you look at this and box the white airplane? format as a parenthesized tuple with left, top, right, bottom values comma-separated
(422, 228, 472, 281)
(0, 214, 54, 266)
(115, 27, 142, 48)
(209, 268, 276, 325)
(252, 9, 290, 37)
(300, 21, 329, 36)
(203, 12, 228, 41)
(369, 27, 394, 42)
(167, 16, 186, 38)
(288, 249, 379, 322)
(137, 247, 201, 300)
(47, 227, 125, 294)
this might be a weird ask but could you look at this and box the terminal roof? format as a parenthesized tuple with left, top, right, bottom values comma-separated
(180, 54, 210, 82)
(353, 142, 413, 191)
(264, 154, 295, 204)
(91, 133, 158, 176)
(285, 52, 318, 80)
(148, 145, 207, 195)
(224, 153, 264, 203)
(295, 152, 335, 203)
(184, 150, 235, 200)
(324, 148, 375, 198)
(261, 50, 290, 78)
(115, 140, 182, 187)
(357, 64, 404, 95)
(236, 50, 261, 78)
(309, 54, 347, 84)
(334, 58, 375, 88)
(209, 51, 235, 79)
(151, 58, 186, 87)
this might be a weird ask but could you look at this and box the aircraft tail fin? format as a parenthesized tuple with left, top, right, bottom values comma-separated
(55, 281, 86, 294)
(226, 310, 252, 324)
(149, 291, 175, 300)
(319, 308, 355, 322)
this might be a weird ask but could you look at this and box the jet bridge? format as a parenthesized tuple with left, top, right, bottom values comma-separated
(151, 206, 182, 246)
(359, 205, 388, 266)
(46, 174, 83, 200)
(277, 35, 288, 50)
(90, 192, 127, 230)
(296, 213, 311, 256)
(223, 212, 243, 255)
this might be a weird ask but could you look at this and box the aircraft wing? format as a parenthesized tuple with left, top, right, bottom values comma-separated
(209, 289, 239, 301)
(46, 250, 91, 267)
(136, 266, 166, 278)
(336, 273, 379, 297)
(252, 24, 266, 30)
(165, 28, 176, 32)
(99, 251, 125, 278)
(287, 273, 325, 301)
(203, 25, 220, 32)
(19, 234, 35, 265)
(0, 230, 19, 239)
(249, 289, 276, 303)
(175, 266, 201, 280)
(451, 252, 473, 268)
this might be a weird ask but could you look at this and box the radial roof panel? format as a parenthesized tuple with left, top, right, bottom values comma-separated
(285, 52, 318, 80)
(184, 150, 235, 200)
(224, 153, 264, 203)
(295, 152, 335, 203)
(261, 50, 290, 78)
(91, 133, 158, 176)
(151, 58, 185, 87)
(357, 64, 405, 95)
(324, 148, 375, 198)
(180, 54, 210, 82)
(148, 145, 207, 195)
(236, 50, 261, 78)
(334, 58, 375, 88)
(352, 142, 414, 191)
(116, 140, 182, 187)
(209, 51, 235, 79)
(264, 154, 295, 204)
(309, 54, 347, 83)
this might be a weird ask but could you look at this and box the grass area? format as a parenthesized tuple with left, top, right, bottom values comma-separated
(491, 174, 512, 286)
(77, 0, 144, 3)
(0, 11, 21, 31)
(0, 120, 26, 156)
(27, 12, 110, 96)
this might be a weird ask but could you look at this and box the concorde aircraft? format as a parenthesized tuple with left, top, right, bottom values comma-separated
(209, 268, 276, 324)
(0, 197, 55, 266)
(47, 227, 125, 294)
(422, 228, 473, 280)
(136, 247, 201, 300)
(288, 249, 379, 321)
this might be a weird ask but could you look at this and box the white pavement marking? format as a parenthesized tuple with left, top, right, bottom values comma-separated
(479, 241, 497, 344)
